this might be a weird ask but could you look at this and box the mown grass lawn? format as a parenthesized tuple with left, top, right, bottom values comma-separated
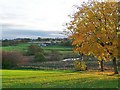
(2, 70, 119, 88)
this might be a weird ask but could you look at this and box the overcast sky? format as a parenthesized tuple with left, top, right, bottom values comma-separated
(0, 0, 87, 39)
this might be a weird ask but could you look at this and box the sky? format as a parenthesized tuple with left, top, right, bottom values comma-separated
(0, 0, 87, 39)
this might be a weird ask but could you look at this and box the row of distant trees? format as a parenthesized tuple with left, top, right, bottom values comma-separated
(2, 38, 72, 47)
(2, 38, 31, 46)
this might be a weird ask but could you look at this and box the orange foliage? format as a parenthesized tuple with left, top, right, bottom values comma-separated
(66, 0, 119, 61)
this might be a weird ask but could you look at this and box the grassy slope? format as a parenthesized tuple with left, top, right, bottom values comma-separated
(43, 45, 72, 51)
(2, 70, 119, 88)
(1, 43, 73, 54)
(43, 45, 73, 54)
(1, 43, 30, 52)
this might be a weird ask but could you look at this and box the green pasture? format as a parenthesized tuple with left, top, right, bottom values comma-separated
(1, 43, 30, 52)
(1, 43, 73, 54)
(2, 70, 119, 88)
(43, 45, 72, 51)
(43, 45, 73, 54)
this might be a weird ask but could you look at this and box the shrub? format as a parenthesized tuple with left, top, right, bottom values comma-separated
(60, 39, 72, 47)
(63, 53, 79, 59)
(27, 44, 44, 55)
(34, 52, 46, 62)
(49, 50, 63, 61)
(2, 51, 24, 69)
(74, 60, 87, 71)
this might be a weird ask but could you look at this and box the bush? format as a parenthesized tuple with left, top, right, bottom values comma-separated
(74, 60, 87, 71)
(49, 50, 63, 61)
(2, 51, 24, 69)
(63, 53, 79, 59)
(60, 39, 72, 47)
(27, 44, 44, 55)
(34, 52, 46, 62)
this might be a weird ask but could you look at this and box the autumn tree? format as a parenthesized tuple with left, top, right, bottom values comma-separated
(66, 0, 119, 74)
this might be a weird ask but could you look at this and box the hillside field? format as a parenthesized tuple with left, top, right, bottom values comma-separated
(1, 43, 30, 52)
(1, 43, 73, 54)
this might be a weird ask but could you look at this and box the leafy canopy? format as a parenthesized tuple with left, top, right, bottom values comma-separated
(66, 0, 119, 61)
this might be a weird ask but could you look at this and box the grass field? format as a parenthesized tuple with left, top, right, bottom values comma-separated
(43, 45, 72, 51)
(1, 43, 73, 54)
(1, 43, 30, 52)
(2, 70, 119, 88)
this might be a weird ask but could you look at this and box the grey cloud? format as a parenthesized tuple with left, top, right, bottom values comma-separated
(2, 25, 66, 39)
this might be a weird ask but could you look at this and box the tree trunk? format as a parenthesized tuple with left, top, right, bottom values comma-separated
(100, 60, 104, 72)
(79, 53, 83, 62)
(112, 57, 119, 74)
